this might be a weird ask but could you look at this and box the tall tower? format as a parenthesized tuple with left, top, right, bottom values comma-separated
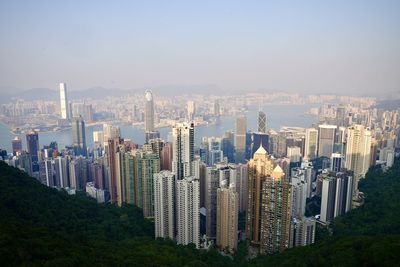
(345, 124, 372, 193)
(260, 165, 291, 254)
(246, 145, 291, 255)
(12, 136, 22, 156)
(172, 122, 194, 180)
(187, 100, 195, 121)
(59, 82, 69, 119)
(319, 171, 353, 223)
(144, 90, 155, 132)
(216, 184, 239, 253)
(72, 116, 87, 157)
(176, 177, 200, 248)
(140, 151, 160, 218)
(257, 110, 266, 133)
(26, 130, 39, 173)
(107, 137, 123, 204)
(304, 128, 318, 160)
(154, 171, 176, 240)
(235, 116, 247, 163)
(318, 125, 337, 158)
(213, 99, 220, 116)
(205, 167, 219, 240)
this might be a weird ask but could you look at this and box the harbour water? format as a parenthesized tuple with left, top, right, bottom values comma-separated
(0, 104, 318, 152)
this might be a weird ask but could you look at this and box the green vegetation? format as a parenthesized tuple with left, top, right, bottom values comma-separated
(1, 159, 400, 266)
(250, 159, 400, 267)
(0, 161, 231, 266)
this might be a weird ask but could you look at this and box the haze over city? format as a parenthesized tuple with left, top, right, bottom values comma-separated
(1, 0, 399, 96)
(0, 1, 400, 266)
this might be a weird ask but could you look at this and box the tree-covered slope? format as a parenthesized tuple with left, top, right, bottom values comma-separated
(249, 159, 400, 267)
(0, 161, 232, 266)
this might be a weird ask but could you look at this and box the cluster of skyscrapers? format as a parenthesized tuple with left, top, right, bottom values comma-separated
(1, 84, 399, 256)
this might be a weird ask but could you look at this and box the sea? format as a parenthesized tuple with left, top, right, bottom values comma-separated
(0, 104, 318, 152)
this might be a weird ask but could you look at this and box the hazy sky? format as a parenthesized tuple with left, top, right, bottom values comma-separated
(0, 0, 399, 95)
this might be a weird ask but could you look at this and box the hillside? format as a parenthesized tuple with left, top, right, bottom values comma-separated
(0, 160, 400, 266)
(249, 160, 400, 267)
(0, 161, 231, 266)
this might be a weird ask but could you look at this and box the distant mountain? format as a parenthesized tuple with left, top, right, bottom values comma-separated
(0, 87, 58, 103)
(0, 84, 226, 103)
(68, 87, 130, 100)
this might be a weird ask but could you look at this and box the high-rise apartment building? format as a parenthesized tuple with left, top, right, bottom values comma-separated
(246, 145, 292, 254)
(235, 163, 248, 212)
(205, 167, 219, 240)
(69, 156, 88, 190)
(216, 185, 239, 253)
(172, 122, 194, 180)
(319, 171, 353, 224)
(289, 217, 316, 248)
(12, 136, 22, 156)
(140, 151, 160, 218)
(59, 82, 69, 119)
(72, 116, 87, 157)
(304, 128, 318, 160)
(345, 124, 372, 180)
(260, 165, 291, 254)
(154, 171, 176, 240)
(235, 116, 247, 163)
(331, 153, 344, 172)
(107, 138, 123, 204)
(103, 124, 121, 147)
(176, 177, 200, 248)
(26, 130, 39, 173)
(318, 125, 337, 158)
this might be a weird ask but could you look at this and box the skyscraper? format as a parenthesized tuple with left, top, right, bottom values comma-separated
(205, 167, 219, 240)
(247, 132, 269, 159)
(304, 128, 318, 160)
(102, 124, 121, 149)
(187, 100, 195, 121)
(176, 177, 200, 248)
(345, 124, 372, 196)
(258, 110, 267, 133)
(289, 217, 316, 248)
(107, 137, 123, 204)
(140, 151, 160, 218)
(213, 99, 220, 116)
(216, 184, 239, 253)
(331, 153, 344, 172)
(318, 125, 337, 158)
(154, 171, 176, 240)
(172, 122, 194, 180)
(72, 116, 87, 157)
(26, 130, 39, 173)
(246, 145, 291, 254)
(319, 171, 353, 224)
(59, 82, 69, 119)
(144, 90, 155, 132)
(259, 165, 291, 254)
(161, 142, 173, 171)
(345, 124, 372, 179)
(12, 136, 22, 156)
(235, 116, 247, 163)
(69, 156, 88, 190)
